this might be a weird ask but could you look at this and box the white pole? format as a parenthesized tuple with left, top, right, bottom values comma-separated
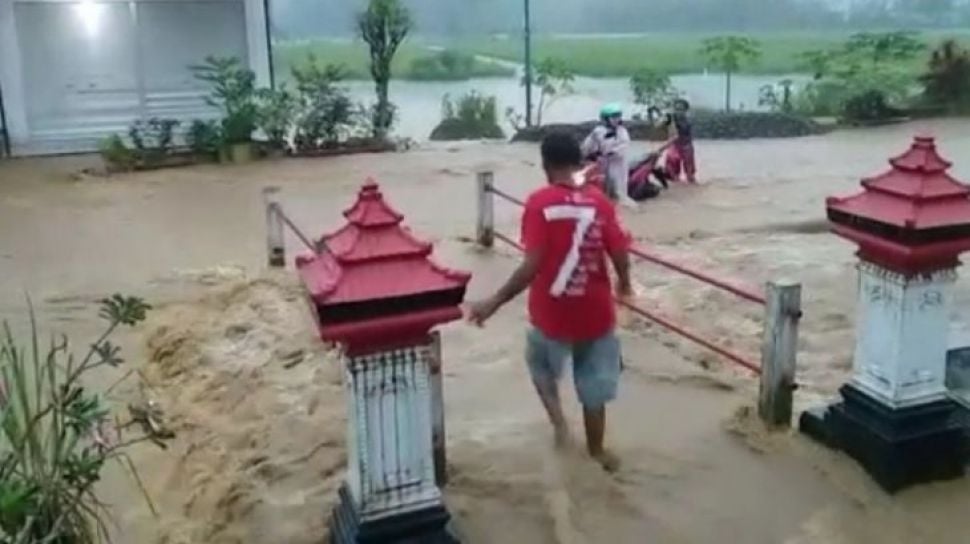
(262, 186, 285, 268)
(476, 171, 495, 248)
(759, 280, 802, 427)
(428, 331, 447, 486)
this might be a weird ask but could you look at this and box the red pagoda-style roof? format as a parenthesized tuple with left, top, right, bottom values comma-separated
(827, 135, 970, 274)
(296, 180, 471, 351)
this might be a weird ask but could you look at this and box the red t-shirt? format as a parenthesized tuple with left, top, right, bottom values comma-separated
(522, 183, 630, 342)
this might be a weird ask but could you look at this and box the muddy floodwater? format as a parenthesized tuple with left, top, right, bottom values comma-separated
(1, 118, 970, 543)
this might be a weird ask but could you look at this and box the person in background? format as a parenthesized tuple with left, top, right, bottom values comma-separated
(582, 104, 637, 208)
(466, 132, 633, 473)
(663, 98, 697, 184)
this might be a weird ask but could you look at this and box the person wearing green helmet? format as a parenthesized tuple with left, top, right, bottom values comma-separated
(582, 103, 635, 208)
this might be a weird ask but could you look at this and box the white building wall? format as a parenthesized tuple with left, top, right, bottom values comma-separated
(0, 0, 270, 156)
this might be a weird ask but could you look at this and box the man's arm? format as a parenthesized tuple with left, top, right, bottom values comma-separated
(609, 249, 633, 298)
(467, 199, 546, 326)
(602, 202, 633, 298)
(467, 249, 541, 326)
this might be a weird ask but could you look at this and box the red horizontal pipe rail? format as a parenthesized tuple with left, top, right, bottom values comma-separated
(628, 247, 766, 305)
(489, 227, 761, 375)
(615, 299, 761, 374)
(486, 185, 766, 306)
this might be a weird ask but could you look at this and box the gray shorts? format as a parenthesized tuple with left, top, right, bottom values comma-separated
(525, 327, 622, 409)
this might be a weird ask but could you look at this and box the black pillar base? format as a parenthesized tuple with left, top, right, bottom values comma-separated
(800, 383, 969, 493)
(329, 485, 460, 544)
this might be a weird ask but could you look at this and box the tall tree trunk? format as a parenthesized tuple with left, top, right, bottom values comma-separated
(725, 70, 733, 112)
(374, 77, 391, 139)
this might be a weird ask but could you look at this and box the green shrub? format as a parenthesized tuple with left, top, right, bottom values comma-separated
(256, 86, 297, 150)
(920, 40, 970, 114)
(187, 120, 222, 158)
(0, 296, 172, 543)
(191, 56, 258, 144)
(128, 118, 180, 165)
(430, 91, 504, 141)
(98, 135, 138, 172)
(291, 57, 364, 150)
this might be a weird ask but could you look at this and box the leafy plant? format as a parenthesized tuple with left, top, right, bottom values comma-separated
(128, 118, 180, 165)
(699, 36, 762, 112)
(920, 40, 970, 114)
(98, 135, 138, 172)
(630, 68, 679, 112)
(191, 56, 257, 145)
(529, 58, 575, 126)
(0, 295, 172, 543)
(291, 57, 361, 150)
(431, 91, 504, 140)
(795, 32, 920, 120)
(256, 86, 297, 150)
(186, 120, 222, 158)
(357, 0, 412, 138)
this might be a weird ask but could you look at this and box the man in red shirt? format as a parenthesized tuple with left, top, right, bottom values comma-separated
(467, 132, 633, 472)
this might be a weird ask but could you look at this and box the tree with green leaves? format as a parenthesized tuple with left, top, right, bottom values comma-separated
(630, 68, 679, 112)
(921, 39, 970, 113)
(528, 58, 575, 126)
(357, 0, 413, 139)
(843, 31, 925, 66)
(699, 36, 762, 112)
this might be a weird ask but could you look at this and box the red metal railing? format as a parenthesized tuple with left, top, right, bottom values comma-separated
(486, 184, 762, 374)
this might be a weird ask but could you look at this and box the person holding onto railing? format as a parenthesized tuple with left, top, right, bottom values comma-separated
(466, 132, 633, 473)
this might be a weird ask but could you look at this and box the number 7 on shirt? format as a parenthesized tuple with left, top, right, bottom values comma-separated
(543, 204, 596, 296)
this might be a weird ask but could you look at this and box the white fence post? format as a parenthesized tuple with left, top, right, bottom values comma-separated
(759, 280, 802, 428)
(263, 186, 285, 268)
(476, 171, 494, 248)
(428, 331, 447, 486)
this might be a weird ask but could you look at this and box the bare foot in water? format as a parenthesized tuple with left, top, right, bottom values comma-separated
(591, 449, 621, 473)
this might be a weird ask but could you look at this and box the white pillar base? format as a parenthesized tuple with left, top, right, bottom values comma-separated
(343, 341, 442, 522)
(851, 262, 955, 409)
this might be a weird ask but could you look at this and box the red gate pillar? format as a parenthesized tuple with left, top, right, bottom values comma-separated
(800, 136, 970, 492)
(296, 180, 470, 543)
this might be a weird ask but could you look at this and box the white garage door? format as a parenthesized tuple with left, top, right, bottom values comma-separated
(13, 0, 248, 154)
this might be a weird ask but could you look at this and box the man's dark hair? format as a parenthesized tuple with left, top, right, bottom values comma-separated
(540, 132, 582, 170)
(674, 98, 691, 110)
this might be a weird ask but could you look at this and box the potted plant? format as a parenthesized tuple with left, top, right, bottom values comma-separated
(192, 56, 258, 163)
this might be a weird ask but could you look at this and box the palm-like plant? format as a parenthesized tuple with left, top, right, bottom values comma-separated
(1, 295, 172, 543)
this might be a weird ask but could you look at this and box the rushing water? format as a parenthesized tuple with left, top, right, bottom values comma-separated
(342, 73, 808, 140)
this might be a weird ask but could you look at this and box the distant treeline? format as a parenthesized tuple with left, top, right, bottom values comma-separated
(270, 0, 970, 39)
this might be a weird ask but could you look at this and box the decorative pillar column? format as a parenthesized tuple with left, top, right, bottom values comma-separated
(297, 181, 470, 542)
(800, 135, 970, 493)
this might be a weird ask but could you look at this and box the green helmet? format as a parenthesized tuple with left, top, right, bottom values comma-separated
(600, 103, 623, 119)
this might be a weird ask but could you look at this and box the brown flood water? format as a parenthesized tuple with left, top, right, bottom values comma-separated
(1, 119, 970, 543)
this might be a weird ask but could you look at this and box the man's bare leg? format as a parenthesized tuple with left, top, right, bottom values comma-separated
(583, 406, 620, 472)
(533, 381, 570, 447)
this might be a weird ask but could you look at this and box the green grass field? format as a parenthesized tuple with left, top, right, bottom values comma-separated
(273, 40, 513, 81)
(275, 30, 970, 81)
(454, 30, 970, 77)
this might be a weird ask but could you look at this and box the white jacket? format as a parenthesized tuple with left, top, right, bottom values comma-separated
(582, 125, 630, 196)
